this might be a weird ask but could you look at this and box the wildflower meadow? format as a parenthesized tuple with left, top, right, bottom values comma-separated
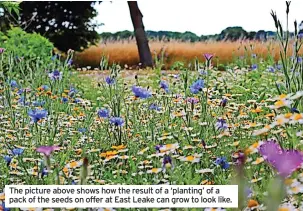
(2, 1, 303, 211)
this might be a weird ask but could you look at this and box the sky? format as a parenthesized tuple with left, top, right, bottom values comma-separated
(94, 0, 303, 36)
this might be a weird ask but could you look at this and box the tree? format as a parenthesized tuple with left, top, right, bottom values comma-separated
(128, 1, 153, 67)
(10, 1, 102, 52)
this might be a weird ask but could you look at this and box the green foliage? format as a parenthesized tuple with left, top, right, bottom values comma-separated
(1, 27, 54, 59)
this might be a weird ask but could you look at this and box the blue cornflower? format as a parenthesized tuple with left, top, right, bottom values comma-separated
(12, 148, 24, 156)
(42, 168, 48, 177)
(105, 76, 115, 85)
(48, 70, 62, 80)
(17, 89, 24, 95)
(268, 66, 275, 73)
(162, 154, 174, 172)
(251, 64, 258, 70)
(276, 64, 282, 70)
(149, 103, 161, 111)
(98, 108, 110, 118)
(110, 117, 124, 126)
(291, 107, 300, 113)
(155, 145, 163, 153)
(68, 86, 78, 98)
(1, 202, 10, 211)
(74, 98, 81, 103)
(32, 100, 45, 107)
(220, 98, 228, 107)
(215, 157, 230, 169)
(298, 57, 303, 63)
(18, 96, 29, 106)
(28, 108, 48, 123)
(61, 97, 68, 103)
(160, 81, 169, 93)
(78, 128, 87, 133)
(41, 85, 49, 90)
(245, 187, 253, 198)
(4, 155, 12, 165)
(67, 59, 73, 66)
(10, 80, 18, 88)
(190, 79, 204, 94)
(215, 118, 228, 130)
(132, 85, 152, 99)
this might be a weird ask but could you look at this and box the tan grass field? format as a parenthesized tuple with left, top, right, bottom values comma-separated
(74, 39, 301, 69)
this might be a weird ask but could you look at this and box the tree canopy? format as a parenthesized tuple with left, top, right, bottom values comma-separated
(1, 1, 102, 52)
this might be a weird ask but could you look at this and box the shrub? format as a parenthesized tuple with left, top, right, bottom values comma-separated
(0, 27, 54, 60)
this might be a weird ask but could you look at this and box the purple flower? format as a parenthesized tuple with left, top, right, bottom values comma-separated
(98, 108, 109, 118)
(105, 76, 115, 85)
(220, 98, 228, 107)
(10, 80, 18, 88)
(18, 96, 29, 106)
(41, 167, 48, 177)
(259, 140, 303, 178)
(68, 86, 78, 97)
(12, 148, 24, 156)
(162, 154, 174, 171)
(298, 57, 303, 63)
(67, 59, 73, 66)
(4, 155, 12, 166)
(215, 157, 230, 169)
(149, 103, 161, 111)
(268, 66, 275, 73)
(276, 64, 283, 70)
(190, 79, 204, 94)
(215, 118, 228, 130)
(78, 128, 86, 133)
(28, 108, 48, 123)
(275, 150, 303, 178)
(251, 64, 258, 70)
(36, 146, 60, 157)
(61, 97, 68, 103)
(132, 85, 152, 99)
(291, 107, 300, 113)
(32, 100, 45, 107)
(155, 145, 163, 153)
(160, 81, 169, 93)
(109, 117, 124, 126)
(259, 140, 283, 163)
(48, 70, 62, 80)
(232, 150, 246, 166)
(0, 48, 5, 54)
(203, 53, 213, 61)
(187, 97, 199, 104)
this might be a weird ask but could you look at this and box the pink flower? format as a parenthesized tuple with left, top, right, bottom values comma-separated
(259, 140, 303, 178)
(203, 53, 213, 61)
(36, 146, 60, 157)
